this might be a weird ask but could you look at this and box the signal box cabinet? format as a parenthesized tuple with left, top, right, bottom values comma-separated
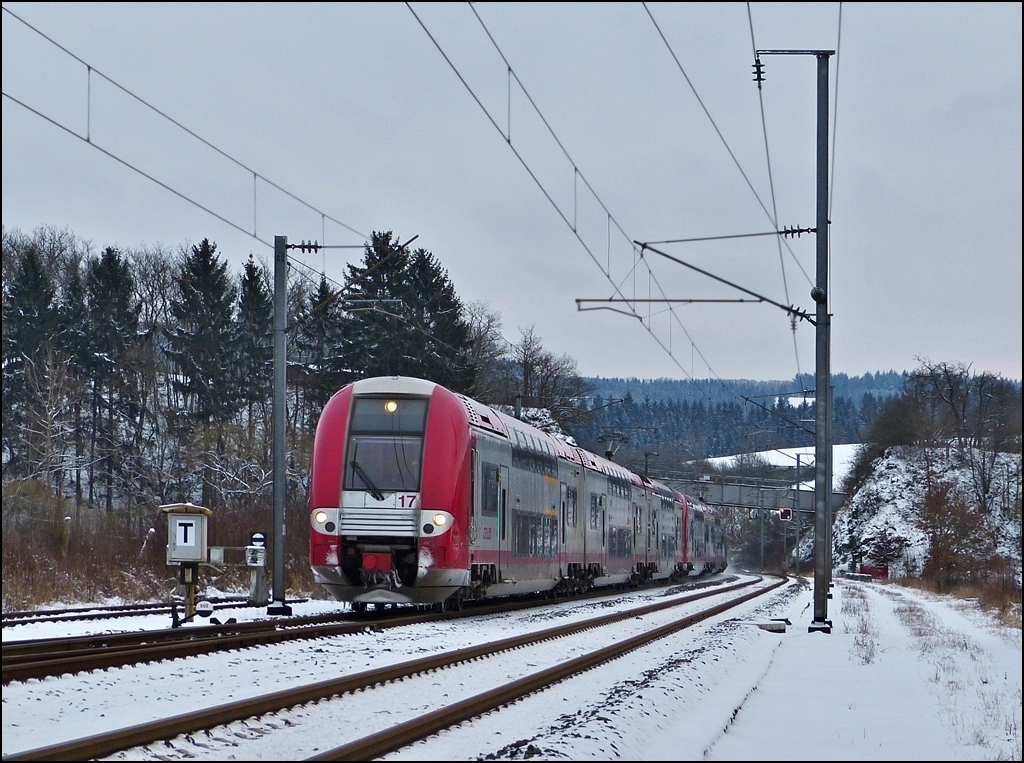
(160, 503, 213, 564)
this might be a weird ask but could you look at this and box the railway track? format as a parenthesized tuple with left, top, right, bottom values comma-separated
(1, 597, 308, 628)
(2, 607, 394, 685)
(2, 576, 730, 685)
(3, 575, 785, 762)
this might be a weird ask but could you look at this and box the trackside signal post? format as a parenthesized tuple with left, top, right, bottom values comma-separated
(161, 503, 212, 624)
(755, 48, 834, 633)
(269, 236, 292, 616)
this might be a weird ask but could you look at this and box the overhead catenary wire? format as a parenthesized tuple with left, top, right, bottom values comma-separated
(643, 2, 811, 290)
(1, 5, 367, 244)
(830, 2, 843, 222)
(3, 86, 366, 317)
(746, 2, 801, 380)
(642, 3, 844, 436)
(0, 6, 440, 344)
(422, 3, 821, 409)
(829, 2, 844, 309)
(7, 5, 844, 438)
(639, 2, 832, 405)
(412, 2, 726, 400)
(2, 90, 275, 252)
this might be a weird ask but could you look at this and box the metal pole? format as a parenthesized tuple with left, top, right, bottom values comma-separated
(826, 381, 834, 595)
(268, 235, 292, 616)
(759, 485, 764, 571)
(810, 52, 832, 632)
(794, 454, 801, 577)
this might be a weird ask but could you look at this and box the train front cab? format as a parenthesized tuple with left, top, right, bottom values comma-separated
(309, 377, 472, 607)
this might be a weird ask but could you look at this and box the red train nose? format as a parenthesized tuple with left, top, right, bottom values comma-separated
(362, 552, 392, 572)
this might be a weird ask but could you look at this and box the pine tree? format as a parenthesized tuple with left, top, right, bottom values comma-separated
(165, 239, 242, 508)
(404, 247, 474, 392)
(165, 239, 241, 426)
(237, 255, 273, 444)
(340, 231, 475, 393)
(56, 263, 90, 511)
(341, 231, 413, 380)
(85, 247, 140, 512)
(294, 274, 348, 423)
(2, 246, 60, 476)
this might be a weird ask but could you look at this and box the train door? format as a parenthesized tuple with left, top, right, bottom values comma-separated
(680, 497, 690, 571)
(645, 492, 654, 570)
(674, 511, 682, 568)
(470, 449, 479, 545)
(653, 508, 661, 573)
(497, 464, 510, 578)
(632, 499, 643, 576)
(560, 482, 568, 575)
(584, 486, 606, 581)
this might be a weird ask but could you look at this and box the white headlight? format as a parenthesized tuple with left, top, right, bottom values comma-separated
(314, 511, 328, 524)
(432, 513, 448, 527)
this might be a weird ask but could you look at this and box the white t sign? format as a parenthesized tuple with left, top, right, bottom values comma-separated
(177, 519, 196, 547)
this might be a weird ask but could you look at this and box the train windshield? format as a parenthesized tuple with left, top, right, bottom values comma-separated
(344, 397, 428, 494)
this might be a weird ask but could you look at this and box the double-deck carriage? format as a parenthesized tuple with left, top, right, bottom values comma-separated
(682, 493, 729, 574)
(309, 376, 705, 611)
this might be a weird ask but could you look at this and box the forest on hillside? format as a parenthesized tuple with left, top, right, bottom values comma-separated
(3, 224, 1020, 607)
(571, 376, 905, 480)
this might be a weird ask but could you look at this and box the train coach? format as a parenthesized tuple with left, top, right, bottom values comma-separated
(309, 376, 727, 611)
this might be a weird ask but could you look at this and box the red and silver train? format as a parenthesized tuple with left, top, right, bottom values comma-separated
(309, 376, 727, 610)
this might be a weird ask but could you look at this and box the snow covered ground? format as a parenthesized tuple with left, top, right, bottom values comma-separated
(703, 443, 862, 494)
(3, 573, 1020, 761)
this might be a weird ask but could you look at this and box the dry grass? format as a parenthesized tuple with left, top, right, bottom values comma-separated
(892, 576, 1022, 631)
(841, 583, 878, 664)
(2, 478, 320, 611)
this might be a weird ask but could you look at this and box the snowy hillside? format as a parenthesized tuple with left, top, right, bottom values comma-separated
(834, 446, 1022, 578)
(702, 443, 861, 494)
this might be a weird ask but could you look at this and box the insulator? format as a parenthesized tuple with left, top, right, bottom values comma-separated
(751, 59, 765, 86)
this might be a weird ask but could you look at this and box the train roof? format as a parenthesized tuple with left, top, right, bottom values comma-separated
(348, 380, 678, 496)
(455, 393, 510, 439)
(451, 384, 681, 491)
(456, 392, 663, 477)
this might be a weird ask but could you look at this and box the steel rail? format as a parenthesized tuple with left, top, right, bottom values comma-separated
(2, 614, 404, 684)
(1, 577, 773, 762)
(1, 606, 360, 661)
(310, 576, 785, 761)
(1, 598, 308, 627)
(2, 577, 724, 683)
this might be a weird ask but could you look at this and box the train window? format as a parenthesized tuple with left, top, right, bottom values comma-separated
(500, 488, 507, 540)
(590, 493, 601, 529)
(512, 511, 557, 558)
(349, 397, 427, 433)
(608, 526, 627, 557)
(344, 398, 428, 494)
(481, 462, 500, 517)
(566, 486, 578, 527)
(344, 434, 422, 492)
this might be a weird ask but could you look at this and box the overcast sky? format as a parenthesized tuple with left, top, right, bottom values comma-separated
(3, 3, 1021, 383)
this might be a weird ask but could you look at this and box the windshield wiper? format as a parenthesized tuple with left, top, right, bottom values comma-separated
(350, 458, 385, 501)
